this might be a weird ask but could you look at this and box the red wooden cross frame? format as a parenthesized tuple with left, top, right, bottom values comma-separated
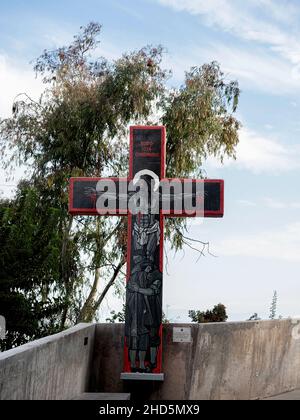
(69, 126, 224, 381)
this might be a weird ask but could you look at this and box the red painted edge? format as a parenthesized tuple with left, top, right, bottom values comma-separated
(123, 127, 135, 373)
(158, 126, 165, 374)
(123, 212, 133, 374)
(69, 178, 74, 215)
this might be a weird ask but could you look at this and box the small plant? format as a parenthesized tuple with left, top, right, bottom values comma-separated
(189, 304, 228, 323)
(106, 305, 126, 323)
(247, 313, 261, 321)
(162, 312, 170, 325)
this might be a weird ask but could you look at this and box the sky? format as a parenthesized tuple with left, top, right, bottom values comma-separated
(1, 0, 300, 322)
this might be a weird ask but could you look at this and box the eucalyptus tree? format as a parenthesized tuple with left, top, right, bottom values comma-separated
(0, 22, 240, 345)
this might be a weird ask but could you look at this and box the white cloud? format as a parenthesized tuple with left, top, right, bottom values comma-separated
(263, 197, 300, 210)
(263, 197, 287, 209)
(198, 43, 300, 95)
(237, 197, 300, 209)
(159, 0, 300, 93)
(0, 55, 43, 197)
(236, 129, 300, 173)
(167, 41, 300, 95)
(208, 128, 300, 174)
(158, 0, 300, 62)
(237, 199, 257, 207)
(254, 0, 299, 25)
(0, 55, 43, 118)
(216, 221, 300, 262)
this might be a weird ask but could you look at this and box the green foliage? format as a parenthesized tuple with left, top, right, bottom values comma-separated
(189, 304, 228, 324)
(0, 182, 81, 349)
(163, 63, 240, 178)
(0, 23, 240, 348)
(269, 290, 278, 320)
(106, 305, 126, 323)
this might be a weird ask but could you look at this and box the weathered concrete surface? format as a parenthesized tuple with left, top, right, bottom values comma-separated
(90, 323, 125, 394)
(91, 320, 300, 400)
(0, 323, 95, 400)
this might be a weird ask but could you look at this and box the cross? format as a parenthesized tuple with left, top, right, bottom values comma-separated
(69, 126, 224, 381)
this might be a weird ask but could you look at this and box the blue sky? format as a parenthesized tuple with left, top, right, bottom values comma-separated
(1, 0, 300, 321)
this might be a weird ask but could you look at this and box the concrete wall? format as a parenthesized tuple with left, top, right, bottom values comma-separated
(91, 320, 300, 400)
(0, 324, 95, 400)
(2, 320, 300, 400)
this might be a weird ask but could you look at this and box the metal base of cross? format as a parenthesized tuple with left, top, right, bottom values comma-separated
(120, 372, 165, 382)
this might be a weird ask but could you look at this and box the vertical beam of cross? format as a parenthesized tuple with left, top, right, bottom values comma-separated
(123, 127, 166, 379)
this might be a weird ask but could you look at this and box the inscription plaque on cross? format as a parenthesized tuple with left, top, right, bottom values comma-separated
(69, 126, 224, 381)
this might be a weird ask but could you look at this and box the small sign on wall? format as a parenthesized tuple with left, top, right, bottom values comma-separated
(173, 327, 192, 343)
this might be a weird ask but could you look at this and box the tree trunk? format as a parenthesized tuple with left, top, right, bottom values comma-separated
(60, 215, 74, 329)
(77, 267, 101, 323)
(77, 259, 125, 323)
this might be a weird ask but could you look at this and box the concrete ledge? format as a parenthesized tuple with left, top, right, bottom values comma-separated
(0, 323, 94, 361)
(0, 323, 96, 400)
(71, 393, 131, 400)
(121, 373, 164, 382)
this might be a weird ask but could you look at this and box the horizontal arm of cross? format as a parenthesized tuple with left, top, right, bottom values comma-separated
(69, 177, 224, 218)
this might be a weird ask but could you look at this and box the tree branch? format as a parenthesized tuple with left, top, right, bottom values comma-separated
(174, 226, 217, 261)
(93, 257, 126, 311)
